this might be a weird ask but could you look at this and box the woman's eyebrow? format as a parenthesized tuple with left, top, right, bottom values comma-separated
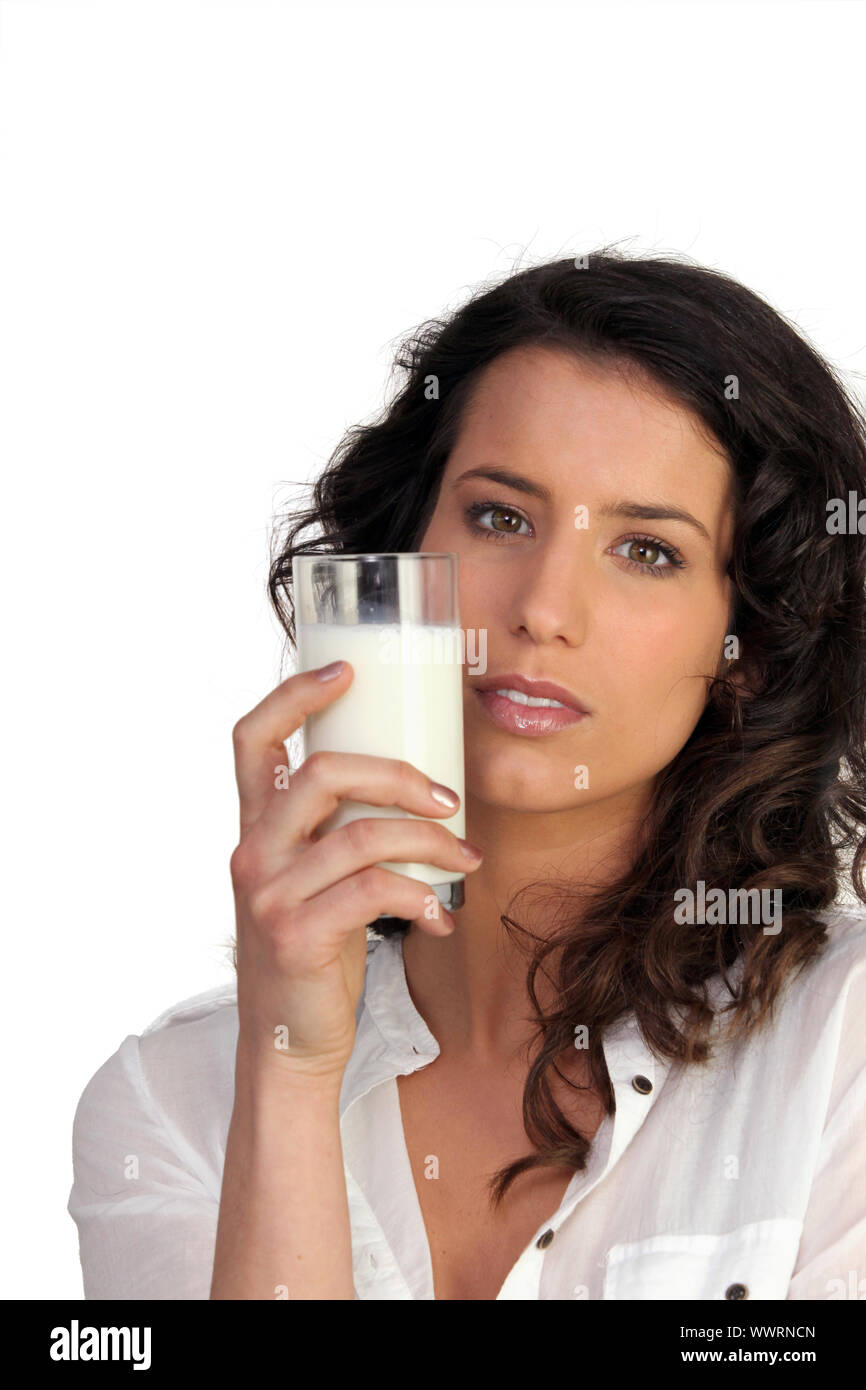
(451, 465, 552, 502)
(451, 466, 711, 542)
(597, 500, 711, 542)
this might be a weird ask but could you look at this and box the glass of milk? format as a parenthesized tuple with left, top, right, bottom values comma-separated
(292, 552, 466, 917)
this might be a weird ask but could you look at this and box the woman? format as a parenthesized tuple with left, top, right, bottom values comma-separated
(69, 248, 866, 1300)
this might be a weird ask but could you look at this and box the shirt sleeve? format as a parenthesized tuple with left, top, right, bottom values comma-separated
(67, 1033, 220, 1300)
(786, 937, 866, 1300)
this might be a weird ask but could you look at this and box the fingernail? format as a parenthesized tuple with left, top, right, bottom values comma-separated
(429, 782, 459, 809)
(316, 660, 345, 681)
(459, 838, 483, 860)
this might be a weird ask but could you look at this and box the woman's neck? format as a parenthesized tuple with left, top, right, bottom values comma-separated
(401, 786, 651, 1066)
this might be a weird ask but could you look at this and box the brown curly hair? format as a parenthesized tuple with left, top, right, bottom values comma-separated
(262, 246, 866, 1205)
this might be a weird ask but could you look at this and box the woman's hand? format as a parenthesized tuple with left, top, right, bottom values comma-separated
(229, 660, 482, 1087)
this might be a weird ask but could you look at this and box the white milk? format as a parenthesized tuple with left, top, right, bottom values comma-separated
(296, 621, 466, 890)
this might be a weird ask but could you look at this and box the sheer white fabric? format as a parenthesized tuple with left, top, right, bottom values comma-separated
(68, 904, 866, 1300)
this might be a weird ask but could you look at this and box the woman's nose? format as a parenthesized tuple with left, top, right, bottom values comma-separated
(505, 537, 592, 647)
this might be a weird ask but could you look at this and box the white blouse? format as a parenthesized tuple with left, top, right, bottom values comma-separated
(68, 903, 866, 1300)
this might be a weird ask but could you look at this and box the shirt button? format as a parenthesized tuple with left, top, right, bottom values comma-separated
(632, 1074, 652, 1094)
(536, 1229, 555, 1250)
(725, 1282, 748, 1300)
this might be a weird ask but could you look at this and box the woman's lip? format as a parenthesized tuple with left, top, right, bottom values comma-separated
(473, 687, 589, 737)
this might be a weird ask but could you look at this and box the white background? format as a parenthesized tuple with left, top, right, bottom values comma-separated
(1, 0, 864, 1299)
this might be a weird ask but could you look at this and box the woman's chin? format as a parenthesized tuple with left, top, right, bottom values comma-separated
(466, 760, 598, 815)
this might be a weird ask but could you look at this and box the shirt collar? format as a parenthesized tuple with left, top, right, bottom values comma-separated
(337, 928, 755, 1270)
(339, 932, 439, 1119)
(340, 926, 747, 1159)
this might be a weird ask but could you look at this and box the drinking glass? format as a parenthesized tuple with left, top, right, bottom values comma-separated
(292, 552, 466, 916)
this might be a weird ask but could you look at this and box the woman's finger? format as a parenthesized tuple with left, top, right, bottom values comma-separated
(231, 660, 352, 835)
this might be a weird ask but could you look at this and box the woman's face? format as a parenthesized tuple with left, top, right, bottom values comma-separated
(417, 344, 737, 819)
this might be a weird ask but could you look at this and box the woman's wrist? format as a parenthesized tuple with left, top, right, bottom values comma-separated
(233, 1033, 349, 1106)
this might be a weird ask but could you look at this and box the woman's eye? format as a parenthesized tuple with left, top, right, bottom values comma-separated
(463, 501, 532, 541)
(611, 535, 685, 578)
(462, 503, 685, 578)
